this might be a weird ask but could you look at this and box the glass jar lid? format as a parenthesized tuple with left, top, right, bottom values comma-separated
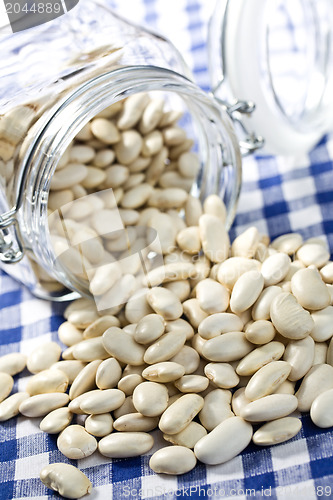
(209, 0, 333, 155)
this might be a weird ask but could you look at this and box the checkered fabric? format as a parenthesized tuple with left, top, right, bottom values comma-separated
(1, 0, 333, 498)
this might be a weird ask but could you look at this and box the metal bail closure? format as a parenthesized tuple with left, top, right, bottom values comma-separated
(213, 95, 265, 157)
(0, 210, 24, 264)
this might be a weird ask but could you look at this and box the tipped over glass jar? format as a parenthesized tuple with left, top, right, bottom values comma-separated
(0, 0, 332, 301)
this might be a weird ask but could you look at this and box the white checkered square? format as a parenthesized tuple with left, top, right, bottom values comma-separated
(271, 437, 310, 471)
(288, 205, 323, 231)
(14, 452, 49, 481)
(16, 415, 42, 440)
(20, 299, 52, 326)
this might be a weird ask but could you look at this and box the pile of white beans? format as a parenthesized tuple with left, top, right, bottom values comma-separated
(40, 92, 200, 294)
(0, 94, 333, 498)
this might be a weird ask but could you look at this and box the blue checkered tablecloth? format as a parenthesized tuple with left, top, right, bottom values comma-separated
(1, 0, 333, 498)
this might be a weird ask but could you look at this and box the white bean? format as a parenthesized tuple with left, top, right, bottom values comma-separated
(0, 353, 26, 376)
(283, 336, 315, 381)
(117, 93, 149, 130)
(245, 361, 291, 400)
(85, 413, 113, 437)
(202, 332, 253, 362)
(174, 375, 209, 393)
(72, 337, 110, 361)
(231, 388, 251, 417)
(132, 381, 168, 416)
(176, 226, 201, 255)
(79, 388, 125, 414)
(204, 363, 239, 389)
(199, 389, 233, 431)
(147, 287, 183, 320)
(240, 394, 298, 422)
(40, 463, 92, 499)
(231, 227, 259, 258)
(185, 195, 202, 226)
(297, 243, 330, 268)
(311, 306, 333, 342)
(245, 320, 276, 345)
(51, 164, 88, 190)
(252, 286, 282, 321)
(95, 358, 122, 389)
(199, 214, 230, 263)
(113, 413, 158, 432)
(320, 261, 333, 284)
(144, 330, 186, 364)
(83, 315, 120, 339)
(103, 327, 145, 366)
(271, 233, 303, 254)
(196, 278, 229, 314)
(164, 280, 191, 302)
(163, 422, 207, 449)
(170, 346, 200, 374)
(0, 372, 14, 402)
(182, 298, 208, 329)
(217, 257, 261, 290)
(40, 407, 73, 434)
(159, 394, 204, 434)
(230, 270, 264, 314)
(98, 432, 154, 458)
(57, 425, 97, 459)
(139, 97, 164, 135)
(150, 446, 197, 475)
(143, 262, 196, 287)
(166, 318, 194, 341)
(198, 313, 243, 339)
(270, 292, 314, 340)
(291, 268, 330, 310)
(203, 194, 226, 222)
(26, 369, 68, 396)
(58, 322, 83, 347)
(261, 252, 291, 286)
(19, 393, 69, 417)
(194, 416, 253, 465)
(69, 359, 102, 399)
(295, 364, 333, 412)
(50, 360, 86, 385)
(310, 388, 333, 428)
(91, 117, 120, 144)
(236, 341, 285, 376)
(0, 392, 29, 421)
(27, 342, 62, 374)
(134, 314, 165, 345)
(142, 362, 185, 383)
(253, 417, 302, 445)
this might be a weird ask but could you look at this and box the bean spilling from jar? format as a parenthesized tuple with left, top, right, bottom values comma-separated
(0, 94, 332, 497)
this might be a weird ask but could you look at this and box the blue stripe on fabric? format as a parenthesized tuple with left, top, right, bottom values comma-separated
(0, 290, 22, 310)
(0, 327, 22, 346)
(112, 456, 143, 482)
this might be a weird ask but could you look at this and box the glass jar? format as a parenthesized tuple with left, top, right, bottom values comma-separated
(208, 0, 333, 155)
(0, 0, 241, 301)
(1, 0, 332, 303)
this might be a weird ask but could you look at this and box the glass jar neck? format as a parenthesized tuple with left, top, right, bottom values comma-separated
(17, 65, 242, 296)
